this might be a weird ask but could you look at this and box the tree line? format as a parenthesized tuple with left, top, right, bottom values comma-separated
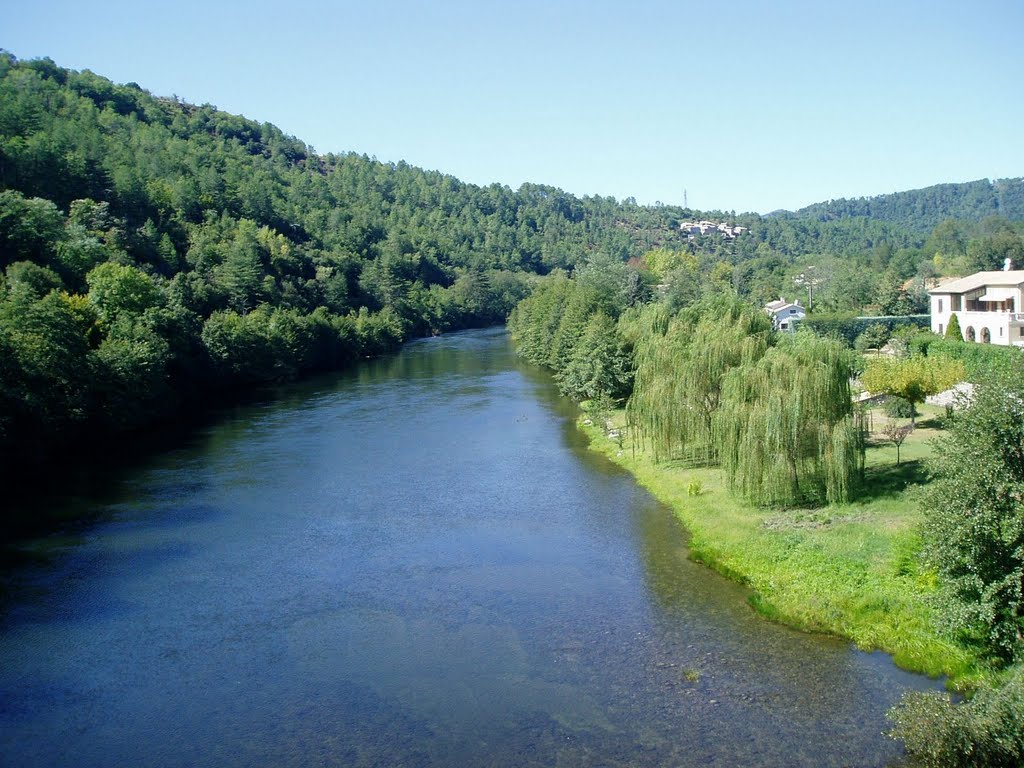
(2, 50, 1024, 520)
(509, 270, 861, 506)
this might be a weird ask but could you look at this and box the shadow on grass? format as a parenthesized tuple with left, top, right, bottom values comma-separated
(859, 458, 930, 500)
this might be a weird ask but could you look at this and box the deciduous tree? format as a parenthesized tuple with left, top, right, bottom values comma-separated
(861, 355, 965, 425)
(922, 362, 1024, 659)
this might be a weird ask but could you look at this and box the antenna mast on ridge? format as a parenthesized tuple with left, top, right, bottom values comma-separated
(684, 189, 688, 209)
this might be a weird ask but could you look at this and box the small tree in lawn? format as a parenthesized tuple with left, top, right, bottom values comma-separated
(861, 355, 965, 426)
(945, 312, 962, 340)
(881, 419, 913, 465)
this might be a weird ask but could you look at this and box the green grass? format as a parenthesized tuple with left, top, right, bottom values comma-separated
(583, 403, 983, 687)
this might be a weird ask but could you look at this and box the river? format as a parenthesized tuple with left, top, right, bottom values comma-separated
(0, 327, 940, 767)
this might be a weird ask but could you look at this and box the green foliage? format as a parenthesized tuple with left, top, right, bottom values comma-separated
(854, 322, 890, 352)
(913, 334, 1024, 379)
(921, 362, 1024, 660)
(508, 264, 640, 402)
(86, 261, 163, 324)
(2, 49, 1024, 504)
(714, 331, 860, 505)
(801, 313, 930, 347)
(627, 298, 772, 464)
(861, 355, 965, 423)
(555, 312, 633, 402)
(946, 312, 963, 340)
(0, 288, 98, 441)
(5, 260, 64, 297)
(889, 664, 1024, 767)
(792, 179, 1024, 236)
(507, 272, 574, 366)
(620, 301, 861, 505)
(884, 396, 916, 419)
(0, 190, 64, 269)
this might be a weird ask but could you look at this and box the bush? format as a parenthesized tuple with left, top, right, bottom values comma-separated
(802, 314, 930, 347)
(915, 334, 1024, 378)
(888, 664, 1024, 767)
(946, 312, 963, 340)
(884, 396, 916, 418)
(854, 322, 890, 352)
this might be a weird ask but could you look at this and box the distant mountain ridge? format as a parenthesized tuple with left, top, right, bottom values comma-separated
(775, 178, 1024, 233)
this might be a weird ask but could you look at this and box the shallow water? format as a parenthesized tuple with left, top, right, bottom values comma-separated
(0, 327, 940, 767)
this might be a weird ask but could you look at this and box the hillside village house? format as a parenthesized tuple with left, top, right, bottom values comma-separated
(764, 298, 805, 331)
(679, 221, 748, 239)
(929, 261, 1024, 346)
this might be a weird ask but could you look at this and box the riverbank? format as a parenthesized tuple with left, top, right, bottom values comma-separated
(579, 404, 983, 688)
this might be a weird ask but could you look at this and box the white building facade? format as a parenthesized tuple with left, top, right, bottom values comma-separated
(928, 268, 1024, 346)
(764, 298, 805, 331)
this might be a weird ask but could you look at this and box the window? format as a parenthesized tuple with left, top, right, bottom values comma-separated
(938, 299, 944, 313)
(952, 295, 962, 311)
(939, 324, 944, 335)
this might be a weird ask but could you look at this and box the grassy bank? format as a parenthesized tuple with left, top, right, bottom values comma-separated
(581, 403, 982, 687)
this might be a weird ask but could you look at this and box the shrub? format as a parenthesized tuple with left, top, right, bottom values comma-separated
(889, 664, 1024, 768)
(945, 312, 963, 340)
(854, 322, 890, 352)
(884, 396, 916, 418)
(802, 314, 930, 347)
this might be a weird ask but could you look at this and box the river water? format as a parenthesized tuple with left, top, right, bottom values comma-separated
(0, 327, 940, 767)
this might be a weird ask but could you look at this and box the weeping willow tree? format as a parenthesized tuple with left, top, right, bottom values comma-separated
(626, 298, 772, 464)
(713, 331, 862, 505)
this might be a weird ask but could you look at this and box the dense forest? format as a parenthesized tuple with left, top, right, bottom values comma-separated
(784, 178, 1024, 234)
(2, 50, 1024, 511)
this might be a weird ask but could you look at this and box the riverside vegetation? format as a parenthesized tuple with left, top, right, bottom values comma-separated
(3, 50, 1024, 763)
(509, 270, 1024, 766)
(4, 51, 1024, 518)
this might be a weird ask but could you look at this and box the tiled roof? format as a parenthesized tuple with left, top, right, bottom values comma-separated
(928, 270, 1024, 294)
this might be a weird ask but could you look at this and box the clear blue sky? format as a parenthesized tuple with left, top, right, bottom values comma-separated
(5, 0, 1023, 214)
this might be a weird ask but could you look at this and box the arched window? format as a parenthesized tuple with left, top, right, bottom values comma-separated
(981, 327, 991, 344)
(966, 326, 976, 342)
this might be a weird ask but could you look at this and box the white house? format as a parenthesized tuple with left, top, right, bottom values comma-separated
(765, 298, 805, 331)
(928, 262, 1024, 346)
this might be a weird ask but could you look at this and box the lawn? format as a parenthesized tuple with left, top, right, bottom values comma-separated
(582, 402, 981, 685)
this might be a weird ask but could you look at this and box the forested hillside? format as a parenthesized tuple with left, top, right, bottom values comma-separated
(784, 178, 1024, 234)
(0, 52, 683, 490)
(2, 51, 1023, 504)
